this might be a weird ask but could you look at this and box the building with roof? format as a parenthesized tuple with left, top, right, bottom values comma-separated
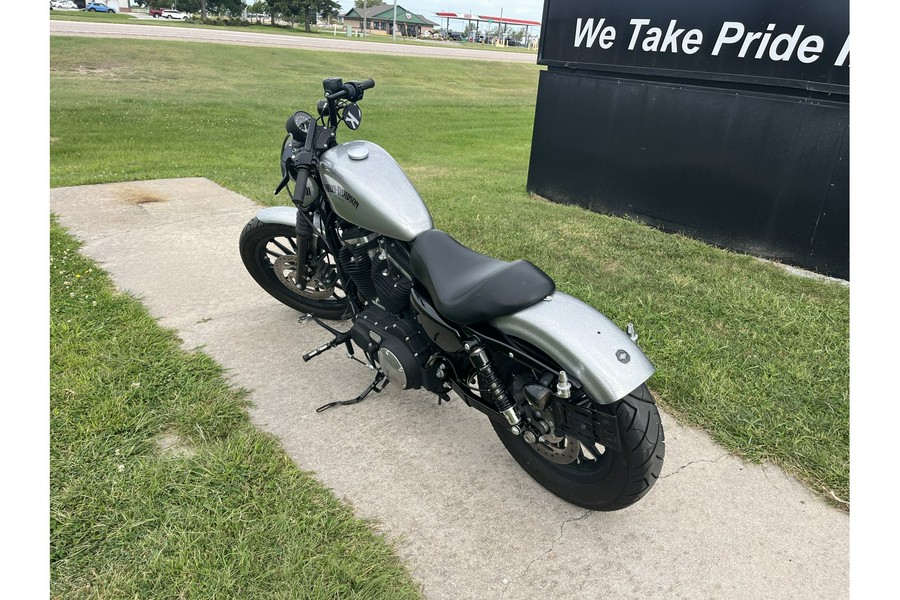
(343, 4, 438, 38)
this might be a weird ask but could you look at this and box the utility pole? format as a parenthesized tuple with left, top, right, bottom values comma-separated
(392, 0, 398, 40)
(363, 0, 366, 38)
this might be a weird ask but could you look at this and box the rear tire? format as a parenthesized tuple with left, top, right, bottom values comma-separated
(491, 383, 665, 511)
(239, 217, 350, 320)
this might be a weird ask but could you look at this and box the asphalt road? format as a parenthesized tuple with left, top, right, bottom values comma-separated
(49, 178, 849, 600)
(49, 19, 540, 63)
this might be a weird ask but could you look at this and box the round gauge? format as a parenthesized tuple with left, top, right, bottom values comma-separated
(285, 111, 313, 142)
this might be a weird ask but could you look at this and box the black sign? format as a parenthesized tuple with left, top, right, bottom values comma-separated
(539, 0, 848, 93)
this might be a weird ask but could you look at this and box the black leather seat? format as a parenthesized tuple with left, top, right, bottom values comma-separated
(410, 229, 555, 325)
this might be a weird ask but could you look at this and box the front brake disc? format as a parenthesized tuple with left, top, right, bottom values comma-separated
(273, 254, 333, 299)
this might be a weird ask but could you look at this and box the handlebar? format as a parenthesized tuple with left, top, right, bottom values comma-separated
(281, 77, 376, 200)
(324, 78, 375, 104)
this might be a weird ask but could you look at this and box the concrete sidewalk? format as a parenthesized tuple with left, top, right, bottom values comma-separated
(50, 178, 848, 600)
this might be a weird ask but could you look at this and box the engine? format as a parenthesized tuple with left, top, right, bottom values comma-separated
(350, 307, 442, 391)
(339, 227, 443, 391)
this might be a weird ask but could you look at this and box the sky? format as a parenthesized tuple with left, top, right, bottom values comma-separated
(335, 0, 546, 26)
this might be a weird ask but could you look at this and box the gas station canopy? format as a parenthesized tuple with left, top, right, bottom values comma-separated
(434, 12, 541, 27)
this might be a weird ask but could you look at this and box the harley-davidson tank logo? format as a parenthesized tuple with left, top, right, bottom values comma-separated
(324, 181, 359, 210)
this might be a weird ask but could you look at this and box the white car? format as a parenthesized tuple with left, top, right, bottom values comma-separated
(161, 9, 188, 20)
(52, 0, 78, 8)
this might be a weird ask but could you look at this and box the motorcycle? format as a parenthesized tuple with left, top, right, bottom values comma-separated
(239, 77, 665, 511)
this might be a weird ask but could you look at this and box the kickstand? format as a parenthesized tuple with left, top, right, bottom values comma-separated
(316, 372, 387, 413)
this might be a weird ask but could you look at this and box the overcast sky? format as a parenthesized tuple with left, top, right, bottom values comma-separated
(335, 1, 546, 26)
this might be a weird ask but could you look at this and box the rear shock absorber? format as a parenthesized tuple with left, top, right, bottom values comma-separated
(464, 340, 521, 427)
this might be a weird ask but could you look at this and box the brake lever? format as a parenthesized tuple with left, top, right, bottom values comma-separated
(274, 173, 290, 196)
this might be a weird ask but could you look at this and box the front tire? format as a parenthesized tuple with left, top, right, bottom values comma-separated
(491, 383, 665, 511)
(239, 217, 350, 320)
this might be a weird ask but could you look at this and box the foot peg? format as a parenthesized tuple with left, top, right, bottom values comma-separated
(303, 317, 357, 362)
(302, 330, 352, 362)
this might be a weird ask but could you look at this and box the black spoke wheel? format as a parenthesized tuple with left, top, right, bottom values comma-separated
(489, 355, 665, 511)
(239, 217, 350, 320)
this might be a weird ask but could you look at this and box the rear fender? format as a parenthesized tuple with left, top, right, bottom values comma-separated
(489, 292, 654, 404)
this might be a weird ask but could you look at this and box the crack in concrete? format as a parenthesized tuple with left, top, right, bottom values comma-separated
(498, 509, 593, 599)
(661, 454, 730, 479)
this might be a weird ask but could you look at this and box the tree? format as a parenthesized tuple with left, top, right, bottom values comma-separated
(248, 0, 266, 16)
(310, 0, 339, 29)
(210, 0, 243, 16)
(273, 0, 301, 27)
(262, 0, 278, 25)
(167, 0, 199, 13)
(319, 0, 339, 21)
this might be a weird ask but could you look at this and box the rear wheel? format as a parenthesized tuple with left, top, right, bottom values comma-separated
(239, 217, 350, 320)
(491, 379, 665, 511)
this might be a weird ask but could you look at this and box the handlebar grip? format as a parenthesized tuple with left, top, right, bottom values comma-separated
(292, 168, 310, 204)
(357, 79, 375, 91)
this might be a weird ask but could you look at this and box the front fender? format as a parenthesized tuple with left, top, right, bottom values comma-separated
(254, 206, 297, 227)
(489, 292, 655, 404)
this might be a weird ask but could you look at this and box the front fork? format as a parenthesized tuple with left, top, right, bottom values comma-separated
(293, 207, 312, 288)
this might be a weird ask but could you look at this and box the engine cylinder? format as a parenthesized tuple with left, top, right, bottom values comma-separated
(338, 229, 379, 302)
(370, 254, 411, 312)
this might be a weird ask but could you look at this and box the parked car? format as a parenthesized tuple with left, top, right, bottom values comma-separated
(161, 9, 188, 20)
(85, 2, 115, 12)
(149, 7, 163, 17)
(52, 0, 78, 9)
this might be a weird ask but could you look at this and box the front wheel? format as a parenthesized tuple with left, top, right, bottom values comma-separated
(491, 383, 665, 511)
(239, 217, 350, 320)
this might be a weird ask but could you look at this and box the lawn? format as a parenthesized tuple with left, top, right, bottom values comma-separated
(49, 32, 849, 589)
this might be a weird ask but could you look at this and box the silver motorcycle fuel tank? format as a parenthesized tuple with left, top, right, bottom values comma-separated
(318, 141, 433, 241)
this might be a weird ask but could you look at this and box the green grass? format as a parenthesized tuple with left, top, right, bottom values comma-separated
(50, 32, 848, 519)
(50, 217, 422, 598)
